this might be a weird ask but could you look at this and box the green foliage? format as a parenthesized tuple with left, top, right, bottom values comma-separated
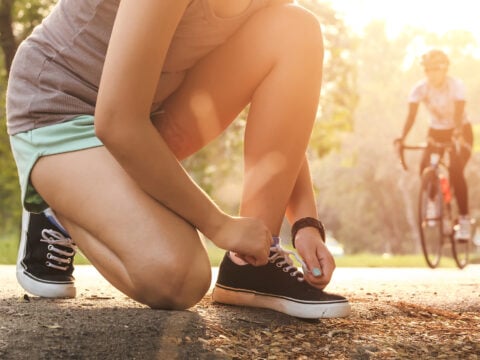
(12, 0, 56, 41)
(0, 79, 16, 237)
(182, 114, 247, 214)
(0, 77, 20, 236)
(334, 253, 459, 268)
(1, 233, 469, 268)
(0, 235, 18, 263)
(313, 22, 480, 255)
(299, 0, 358, 157)
(0, 0, 57, 236)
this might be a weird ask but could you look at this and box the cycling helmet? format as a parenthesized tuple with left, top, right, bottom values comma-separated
(421, 49, 449, 70)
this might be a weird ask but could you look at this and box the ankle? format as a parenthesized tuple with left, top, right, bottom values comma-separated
(43, 208, 70, 236)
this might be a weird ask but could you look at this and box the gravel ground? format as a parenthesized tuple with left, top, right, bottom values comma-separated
(0, 265, 479, 359)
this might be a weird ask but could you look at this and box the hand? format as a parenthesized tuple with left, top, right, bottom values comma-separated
(393, 137, 404, 148)
(294, 227, 335, 290)
(453, 127, 462, 140)
(210, 216, 271, 266)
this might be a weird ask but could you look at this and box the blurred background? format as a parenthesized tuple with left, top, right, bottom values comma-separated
(1, 0, 479, 265)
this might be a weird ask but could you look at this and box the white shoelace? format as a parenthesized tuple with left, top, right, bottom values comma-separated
(40, 229, 77, 271)
(269, 244, 307, 282)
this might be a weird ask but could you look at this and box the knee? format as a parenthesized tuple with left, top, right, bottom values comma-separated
(258, 5, 324, 59)
(130, 251, 212, 310)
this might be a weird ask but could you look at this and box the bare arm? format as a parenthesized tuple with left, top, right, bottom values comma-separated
(95, 0, 270, 264)
(453, 100, 465, 131)
(285, 155, 334, 289)
(401, 102, 419, 140)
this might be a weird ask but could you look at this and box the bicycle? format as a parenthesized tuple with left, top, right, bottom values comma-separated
(395, 139, 475, 269)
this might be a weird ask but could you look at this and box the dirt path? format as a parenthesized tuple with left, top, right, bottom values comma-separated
(1, 265, 479, 359)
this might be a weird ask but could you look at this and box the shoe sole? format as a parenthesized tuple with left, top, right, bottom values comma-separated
(16, 268, 76, 298)
(16, 210, 76, 298)
(212, 285, 351, 319)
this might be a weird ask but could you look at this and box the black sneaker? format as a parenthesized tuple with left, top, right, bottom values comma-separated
(16, 208, 77, 298)
(212, 244, 351, 319)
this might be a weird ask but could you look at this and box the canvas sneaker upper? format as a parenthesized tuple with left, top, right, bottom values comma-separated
(16, 209, 77, 298)
(213, 243, 350, 319)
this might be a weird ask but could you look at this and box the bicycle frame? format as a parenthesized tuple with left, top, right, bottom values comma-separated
(395, 139, 470, 269)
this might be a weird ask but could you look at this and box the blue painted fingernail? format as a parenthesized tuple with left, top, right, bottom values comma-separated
(312, 268, 322, 277)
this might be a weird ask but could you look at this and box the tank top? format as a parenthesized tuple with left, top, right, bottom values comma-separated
(6, 0, 268, 135)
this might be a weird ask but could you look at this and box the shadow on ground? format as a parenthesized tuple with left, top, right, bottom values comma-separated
(1, 266, 479, 359)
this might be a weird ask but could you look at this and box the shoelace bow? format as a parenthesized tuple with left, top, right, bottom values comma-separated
(40, 229, 77, 271)
(269, 245, 307, 282)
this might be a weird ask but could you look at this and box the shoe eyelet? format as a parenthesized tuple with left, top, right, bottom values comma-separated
(45, 261, 52, 267)
(283, 268, 289, 272)
(276, 263, 282, 268)
(48, 245, 54, 251)
(47, 253, 53, 259)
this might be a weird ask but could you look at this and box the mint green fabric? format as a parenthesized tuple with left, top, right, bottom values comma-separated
(9, 115, 103, 213)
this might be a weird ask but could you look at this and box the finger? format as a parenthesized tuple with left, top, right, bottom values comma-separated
(245, 254, 267, 267)
(304, 273, 327, 290)
(302, 253, 323, 279)
(266, 229, 273, 247)
(317, 248, 335, 283)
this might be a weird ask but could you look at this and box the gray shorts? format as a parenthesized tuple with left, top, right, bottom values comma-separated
(9, 115, 103, 213)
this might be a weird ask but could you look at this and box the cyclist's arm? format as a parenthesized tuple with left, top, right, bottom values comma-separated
(401, 102, 419, 140)
(453, 100, 465, 133)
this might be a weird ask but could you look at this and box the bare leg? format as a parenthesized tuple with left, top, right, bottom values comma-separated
(152, 5, 345, 315)
(31, 147, 211, 309)
(285, 156, 318, 223)
(154, 4, 323, 235)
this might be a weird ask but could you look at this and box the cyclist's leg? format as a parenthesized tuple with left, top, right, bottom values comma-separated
(450, 123, 473, 216)
(419, 128, 435, 176)
(420, 131, 435, 201)
(419, 148, 430, 176)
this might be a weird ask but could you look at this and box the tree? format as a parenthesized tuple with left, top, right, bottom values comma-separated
(313, 21, 480, 254)
(299, 0, 358, 157)
(0, 0, 16, 73)
(0, 0, 56, 236)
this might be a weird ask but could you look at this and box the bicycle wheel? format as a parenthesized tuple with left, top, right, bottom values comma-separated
(418, 168, 443, 268)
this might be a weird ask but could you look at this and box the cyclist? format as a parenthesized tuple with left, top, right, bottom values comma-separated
(397, 49, 474, 240)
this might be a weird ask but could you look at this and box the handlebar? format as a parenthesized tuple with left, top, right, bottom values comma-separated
(395, 134, 471, 171)
(394, 139, 426, 171)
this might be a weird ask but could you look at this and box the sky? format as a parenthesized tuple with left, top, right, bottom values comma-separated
(329, 0, 479, 41)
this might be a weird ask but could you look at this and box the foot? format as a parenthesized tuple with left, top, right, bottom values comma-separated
(16, 208, 77, 298)
(212, 243, 350, 319)
(454, 216, 471, 241)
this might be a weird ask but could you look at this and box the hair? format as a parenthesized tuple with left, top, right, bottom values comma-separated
(420, 49, 449, 70)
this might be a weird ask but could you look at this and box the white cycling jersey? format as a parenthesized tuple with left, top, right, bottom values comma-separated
(408, 76, 469, 130)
